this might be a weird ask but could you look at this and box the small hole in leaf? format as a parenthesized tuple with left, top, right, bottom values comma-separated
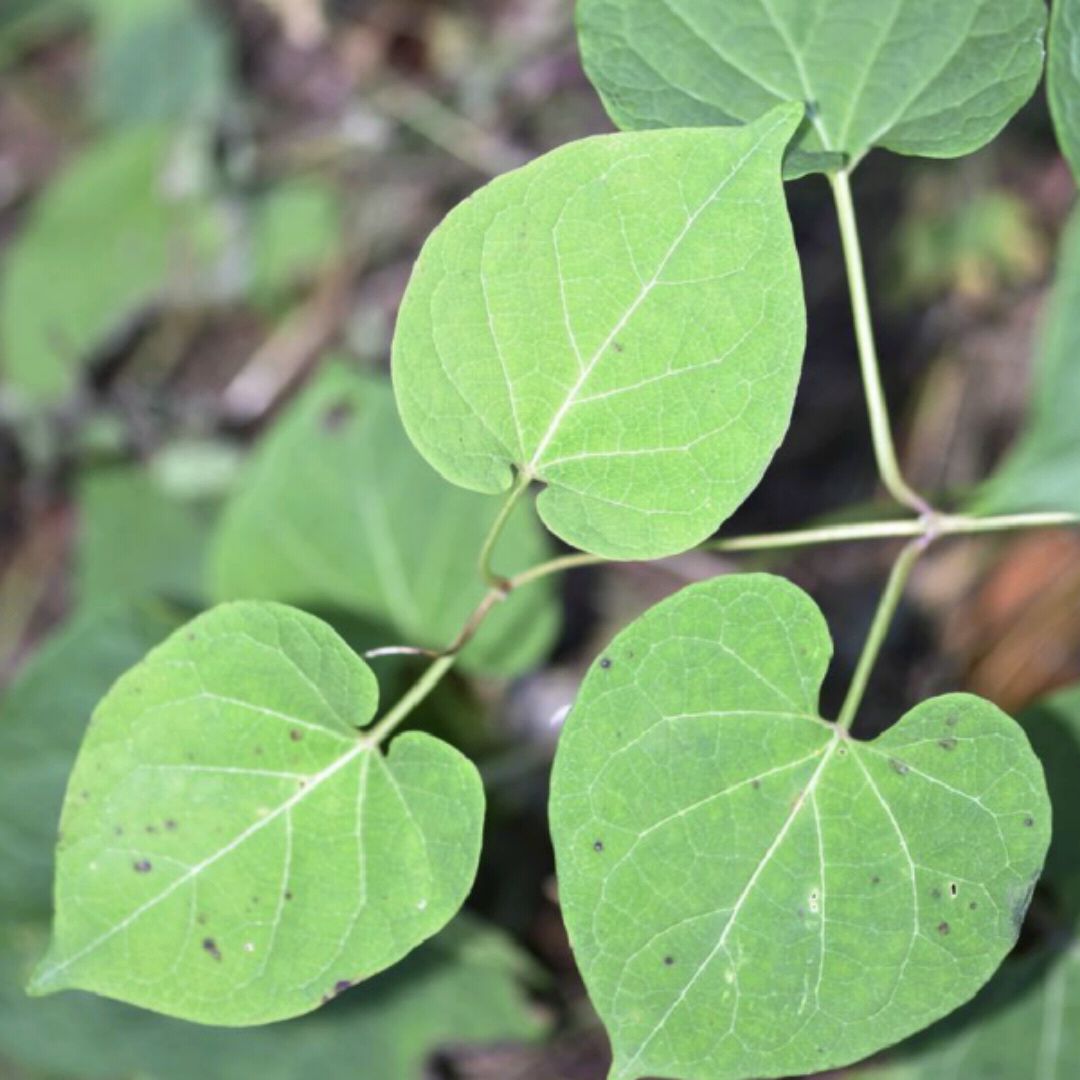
(949, 882, 958, 898)
(593, 840, 604, 853)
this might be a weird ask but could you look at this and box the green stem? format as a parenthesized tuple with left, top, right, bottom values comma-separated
(830, 169, 930, 516)
(366, 653, 458, 746)
(836, 539, 926, 732)
(478, 472, 531, 588)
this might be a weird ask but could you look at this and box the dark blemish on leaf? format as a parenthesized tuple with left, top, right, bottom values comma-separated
(1023, 816, 1035, 828)
(805, 100, 820, 120)
(285, 891, 293, 901)
(837, 746, 848, 757)
(202, 938, 222, 961)
(937, 922, 950, 936)
(290, 729, 303, 742)
(298, 780, 308, 789)
(599, 657, 612, 669)
(751, 779, 761, 790)
(165, 820, 178, 831)
(593, 840, 604, 853)
(949, 882, 958, 898)
(333, 979, 352, 995)
(871, 875, 881, 886)
(797, 907, 806, 920)
(969, 901, 978, 911)
(114, 826, 124, 836)
(133, 859, 152, 873)
(197, 913, 207, 925)
(889, 758, 909, 776)
(187, 633, 197, 642)
(663, 956, 675, 966)
(80, 790, 90, 800)
(254, 745, 264, 756)
(931, 888, 942, 900)
(322, 400, 355, 431)
(145, 825, 157, 834)
(938, 737, 957, 751)
(946, 713, 959, 727)
(612, 341, 624, 354)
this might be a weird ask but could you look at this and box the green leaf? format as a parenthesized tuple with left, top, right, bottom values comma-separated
(79, 465, 218, 610)
(1050, 0, 1080, 182)
(210, 364, 559, 676)
(0, 603, 184, 917)
(30, 602, 484, 1025)
(576, 0, 1047, 173)
(393, 104, 806, 560)
(90, 0, 230, 129)
(3, 915, 543, 1080)
(550, 573, 1050, 1080)
(250, 179, 342, 302)
(0, 129, 223, 405)
(860, 945, 1080, 1079)
(977, 206, 1080, 516)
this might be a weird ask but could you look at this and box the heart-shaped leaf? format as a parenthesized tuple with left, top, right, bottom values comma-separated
(577, 0, 1047, 173)
(550, 573, 1050, 1080)
(30, 602, 484, 1025)
(393, 104, 806, 560)
(211, 364, 559, 676)
(1050, 0, 1080, 182)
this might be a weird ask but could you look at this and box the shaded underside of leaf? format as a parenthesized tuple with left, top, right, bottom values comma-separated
(576, 0, 1047, 172)
(31, 602, 485, 1025)
(210, 363, 559, 676)
(977, 207, 1080, 517)
(393, 104, 807, 560)
(1049, 0, 1080, 183)
(550, 573, 1050, 1080)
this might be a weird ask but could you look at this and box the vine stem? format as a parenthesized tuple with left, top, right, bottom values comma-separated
(830, 168, 931, 516)
(836, 538, 928, 732)
(365, 653, 458, 746)
(478, 472, 531, 588)
(367, 508, 1080, 743)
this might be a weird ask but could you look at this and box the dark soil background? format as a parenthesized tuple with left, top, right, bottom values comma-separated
(2, 2, 1079, 1077)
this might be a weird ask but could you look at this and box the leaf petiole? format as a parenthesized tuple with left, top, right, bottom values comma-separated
(830, 168, 931, 516)
(835, 537, 927, 732)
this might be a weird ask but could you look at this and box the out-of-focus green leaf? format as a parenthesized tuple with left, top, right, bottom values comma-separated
(0, 0, 81, 68)
(0, 129, 224, 405)
(2, 914, 543, 1079)
(1050, 0, 1080, 183)
(250, 178, 342, 302)
(89, 0, 230, 129)
(211, 364, 560, 676)
(78, 465, 218, 610)
(978, 208, 1080, 516)
(0, 603, 184, 917)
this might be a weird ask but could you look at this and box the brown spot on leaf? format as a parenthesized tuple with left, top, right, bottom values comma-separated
(133, 859, 152, 873)
(663, 956, 675, 966)
(290, 729, 304, 742)
(1023, 816, 1035, 828)
(937, 922, 950, 935)
(938, 737, 957, 751)
(202, 938, 222, 961)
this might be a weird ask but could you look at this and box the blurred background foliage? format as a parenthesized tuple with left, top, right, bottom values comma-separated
(1, 1, 1080, 1077)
